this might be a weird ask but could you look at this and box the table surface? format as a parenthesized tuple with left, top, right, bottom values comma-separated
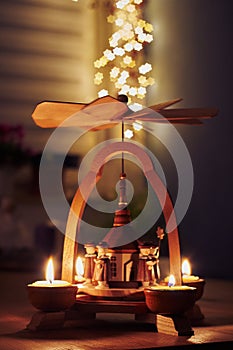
(0, 271, 232, 350)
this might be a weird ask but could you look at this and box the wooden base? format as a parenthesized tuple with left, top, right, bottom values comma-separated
(156, 314, 194, 336)
(79, 285, 144, 300)
(185, 303, 205, 325)
(27, 295, 194, 336)
(27, 309, 96, 331)
(27, 311, 66, 331)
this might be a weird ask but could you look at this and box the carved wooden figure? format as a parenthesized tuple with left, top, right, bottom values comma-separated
(83, 242, 96, 286)
(93, 241, 111, 289)
(137, 244, 159, 286)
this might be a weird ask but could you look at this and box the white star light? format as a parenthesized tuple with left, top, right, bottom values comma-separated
(133, 121, 143, 131)
(139, 63, 152, 74)
(98, 89, 109, 97)
(124, 129, 134, 139)
(113, 47, 125, 56)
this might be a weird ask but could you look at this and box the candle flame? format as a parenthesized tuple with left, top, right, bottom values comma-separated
(182, 259, 191, 276)
(46, 257, 54, 284)
(168, 274, 175, 287)
(75, 256, 84, 277)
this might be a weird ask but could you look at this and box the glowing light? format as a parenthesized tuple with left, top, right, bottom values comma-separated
(137, 86, 146, 95)
(124, 42, 134, 51)
(126, 4, 136, 12)
(138, 75, 147, 86)
(121, 70, 129, 78)
(123, 55, 133, 65)
(109, 39, 118, 47)
(133, 121, 143, 131)
(137, 93, 145, 99)
(98, 89, 109, 97)
(115, 18, 124, 26)
(116, 0, 130, 9)
(113, 47, 125, 56)
(182, 259, 191, 276)
(145, 23, 153, 32)
(124, 129, 134, 139)
(119, 84, 130, 94)
(139, 63, 152, 74)
(134, 42, 143, 51)
(110, 67, 120, 79)
(112, 32, 121, 41)
(145, 34, 153, 43)
(135, 26, 143, 35)
(147, 77, 155, 85)
(46, 257, 54, 283)
(138, 32, 147, 42)
(94, 72, 103, 85)
(138, 19, 146, 27)
(107, 15, 115, 23)
(168, 274, 176, 287)
(129, 87, 137, 96)
(103, 49, 115, 61)
(128, 103, 143, 112)
(118, 76, 127, 84)
(75, 256, 84, 277)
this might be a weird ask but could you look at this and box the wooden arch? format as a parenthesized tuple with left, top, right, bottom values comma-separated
(61, 142, 181, 284)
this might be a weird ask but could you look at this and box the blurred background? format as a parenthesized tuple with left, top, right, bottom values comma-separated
(0, 0, 232, 279)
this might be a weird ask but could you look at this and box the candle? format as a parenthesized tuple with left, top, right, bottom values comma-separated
(75, 256, 85, 284)
(180, 259, 205, 301)
(159, 274, 194, 290)
(149, 285, 195, 291)
(27, 257, 77, 311)
(30, 257, 70, 287)
(182, 259, 199, 283)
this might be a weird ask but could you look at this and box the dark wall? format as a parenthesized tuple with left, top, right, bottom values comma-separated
(147, 0, 233, 279)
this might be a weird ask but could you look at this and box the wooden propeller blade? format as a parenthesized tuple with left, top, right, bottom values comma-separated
(155, 119, 203, 125)
(32, 95, 128, 129)
(148, 98, 183, 111)
(125, 107, 218, 123)
(158, 107, 218, 120)
(32, 101, 87, 128)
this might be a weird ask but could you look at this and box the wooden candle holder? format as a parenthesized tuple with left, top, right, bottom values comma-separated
(27, 284, 77, 312)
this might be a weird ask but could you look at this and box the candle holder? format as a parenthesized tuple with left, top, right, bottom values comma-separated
(27, 283, 78, 312)
(182, 278, 205, 301)
(181, 259, 206, 301)
(144, 285, 196, 315)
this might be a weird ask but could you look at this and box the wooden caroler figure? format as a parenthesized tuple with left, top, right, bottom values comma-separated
(93, 241, 111, 289)
(83, 242, 96, 286)
(136, 243, 159, 287)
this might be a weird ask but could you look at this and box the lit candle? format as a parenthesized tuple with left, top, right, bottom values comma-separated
(168, 274, 175, 287)
(31, 257, 70, 287)
(75, 256, 85, 284)
(181, 259, 205, 301)
(158, 274, 193, 290)
(27, 257, 77, 311)
(182, 259, 199, 283)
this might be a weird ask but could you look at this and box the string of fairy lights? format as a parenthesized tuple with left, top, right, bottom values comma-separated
(72, 0, 155, 137)
(94, 0, 155, 106)
(72, 0, 155, 105)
